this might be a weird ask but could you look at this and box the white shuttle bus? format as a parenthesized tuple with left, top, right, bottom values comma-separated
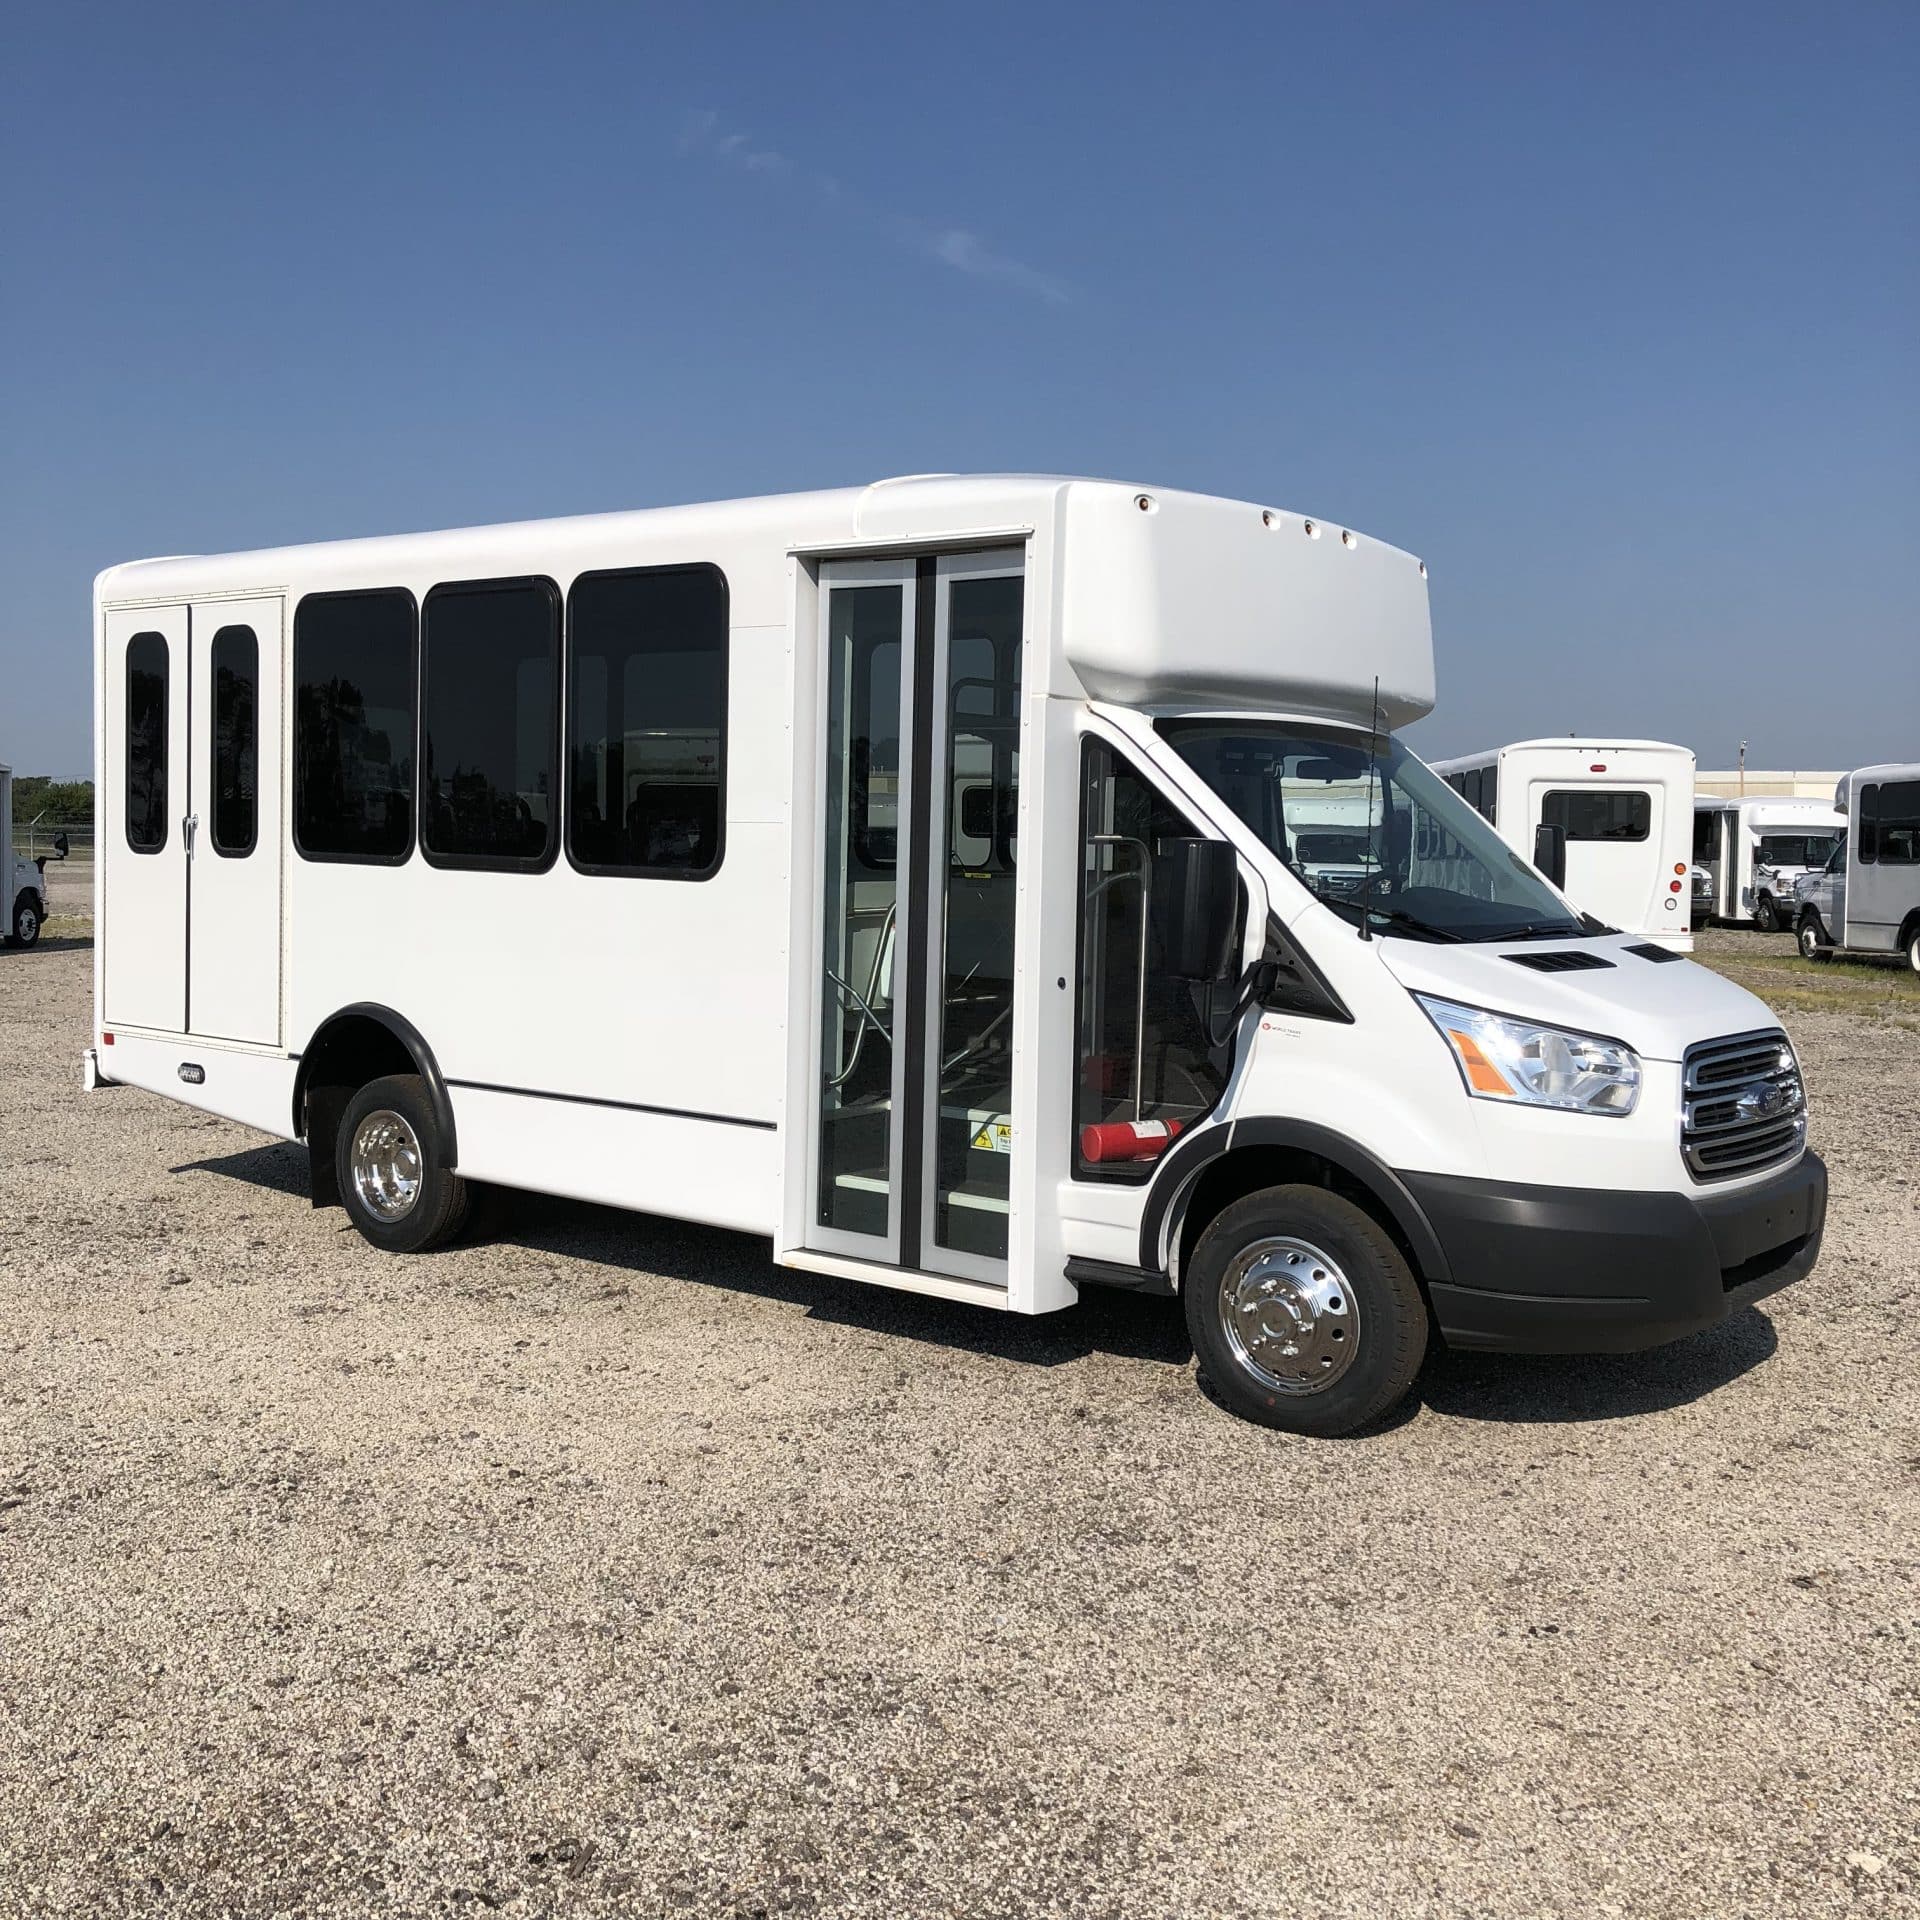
(88, 478, 1825, 1435)
(1429, 740, 1696, 950)
(1692, 796, 1841, 932)
(1794, 765, 1920, 971)
(1, 762, 65, 948)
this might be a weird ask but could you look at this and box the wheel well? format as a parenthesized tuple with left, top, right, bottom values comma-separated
(1899, 910, 1920, 951)
(1172, 1144, 1439, 1295)
(292, 1007, 456, 1207)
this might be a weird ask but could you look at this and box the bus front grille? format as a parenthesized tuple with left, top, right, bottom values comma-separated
(1681, 1030, 1805, 1182)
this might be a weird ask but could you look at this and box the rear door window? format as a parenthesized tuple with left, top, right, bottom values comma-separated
(125, 631, 169, 853)
(1542, 789, 1651, 842)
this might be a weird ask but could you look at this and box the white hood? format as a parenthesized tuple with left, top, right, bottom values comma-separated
(1371, 933, 1780, 1063)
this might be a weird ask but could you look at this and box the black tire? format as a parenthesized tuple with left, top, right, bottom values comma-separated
(1753, 894, 1780, 934)
(1184, 1184, 1427, 1437)
(10, 893, 41, 948)
(1796, 913, 1830, 961)
(335, 1073, 470, 1253)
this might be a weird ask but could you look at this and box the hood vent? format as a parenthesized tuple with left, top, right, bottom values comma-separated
(1503, 950, 1615, 973)
(1624, 942, 1683, 964)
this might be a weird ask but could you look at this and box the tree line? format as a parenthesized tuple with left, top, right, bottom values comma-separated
(9, 777, 94, 824)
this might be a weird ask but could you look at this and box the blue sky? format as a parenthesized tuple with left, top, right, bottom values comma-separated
(3, 0, 1914, 779)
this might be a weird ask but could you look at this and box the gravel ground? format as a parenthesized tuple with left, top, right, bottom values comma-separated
(2, 930, 1916, 1919)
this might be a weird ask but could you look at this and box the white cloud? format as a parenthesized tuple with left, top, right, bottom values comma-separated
(682, 111, 1071, 306)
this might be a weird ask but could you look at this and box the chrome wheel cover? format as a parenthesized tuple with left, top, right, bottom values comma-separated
(1219, 1235, 1360, 1396)
(16, 906, 37, 942)
(349, 1109, 423, 1221)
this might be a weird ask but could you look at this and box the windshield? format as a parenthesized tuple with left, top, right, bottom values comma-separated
(1756, 831, 1837, 869)
(1160, 720, 1588, 943)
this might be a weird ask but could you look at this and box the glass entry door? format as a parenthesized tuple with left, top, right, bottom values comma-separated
(810, 551, 1025, 1283)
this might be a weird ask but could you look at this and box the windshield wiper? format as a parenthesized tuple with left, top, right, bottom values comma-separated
(1361, 906, 1464, 943)
(1489, 922, 1591, 942)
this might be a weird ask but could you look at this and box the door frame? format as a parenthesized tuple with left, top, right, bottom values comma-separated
(186, 591, 286, 1046)
(915, 548, 1026, 1286)
(801, 556, 922, 1267)
(101, 602, 191, 1034)
(790, 547, 1030, 1289)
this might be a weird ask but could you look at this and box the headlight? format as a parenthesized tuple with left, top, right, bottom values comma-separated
(1415, 995, 1641, 1116)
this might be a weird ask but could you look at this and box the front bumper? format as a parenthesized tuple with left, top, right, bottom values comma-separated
(1404, 1151, 1826, 1353)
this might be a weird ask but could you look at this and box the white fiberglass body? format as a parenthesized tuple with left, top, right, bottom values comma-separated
(89, 476, 1822, 1417)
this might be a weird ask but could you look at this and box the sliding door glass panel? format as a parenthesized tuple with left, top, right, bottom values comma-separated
(817, 583, 909, 1241)
(930, 572, 1022, 1262)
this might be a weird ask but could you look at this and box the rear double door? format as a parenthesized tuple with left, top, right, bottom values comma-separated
(806, 551, 1026, 1287)
(102, 598, 283, 1044)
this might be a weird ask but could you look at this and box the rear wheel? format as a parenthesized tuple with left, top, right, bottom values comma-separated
(336, 1074, 469, 1253)
(1796, 913, 1830, 961)
(10, 893, 41, 947)
(1906, 928, 1920, 975)
(1184, 1185, 1427, 1437)
(1753, 894, 1780, 933)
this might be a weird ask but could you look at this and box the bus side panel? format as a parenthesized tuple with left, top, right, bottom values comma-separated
(95, 1031, 298, 1141)
(283, 622, 792, 1223)
(450, 1087, 779, 1235)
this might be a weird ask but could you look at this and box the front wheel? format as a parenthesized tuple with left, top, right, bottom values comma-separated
(1796, 914, 1830, 961)
(10, 893, 41, 947)
(1753, 895, 1780, 933)
(1184, 1185, 1428, 1437)
(1906, 928, 1920, 975)
(336, 1074, 470, 1253)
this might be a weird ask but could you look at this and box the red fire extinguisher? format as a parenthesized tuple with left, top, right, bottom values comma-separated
(1079, 1118, 1184, 1164)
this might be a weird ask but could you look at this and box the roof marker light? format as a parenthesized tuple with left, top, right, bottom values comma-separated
(1590, 763, 1607, 773)
(1134, 493, 1157, 514)
(1340, 529, 1356, 548)
(1418, 560, 1428, 578)
(1303, 520, 1320, 539)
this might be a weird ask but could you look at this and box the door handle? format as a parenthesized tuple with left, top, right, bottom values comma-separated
(183, 813, 199, 855)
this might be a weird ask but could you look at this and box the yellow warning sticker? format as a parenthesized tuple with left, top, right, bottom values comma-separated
(970, 1122, 1013, 1155)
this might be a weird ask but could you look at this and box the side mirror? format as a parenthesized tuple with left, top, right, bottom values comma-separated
(53, 832, 70, 860)
(1154, 837, 1240, 982)
(1533, 821, 1568, 888)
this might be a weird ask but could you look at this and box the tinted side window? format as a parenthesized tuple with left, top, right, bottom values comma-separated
(1692, 810, 1717, 860)
(125, 631, 169, 853)
(1873, 780, 1920, 865)
(421, 579, 560, 870)
(1483, 764, 1499, 822)
(1859, 784, 1879, 863)
(1542, 789, 1651, 842)
(294, 590, 417, 863)
(210, 625, 258, 856)
(567, 565, 728, 877)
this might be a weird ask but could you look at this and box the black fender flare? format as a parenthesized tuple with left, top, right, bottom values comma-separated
(1138, 1116, 1452, 1287)
(291, 1002, 459, 1166)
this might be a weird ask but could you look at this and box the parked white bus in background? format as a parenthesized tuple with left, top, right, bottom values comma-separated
(1692, 796, 1842, 932)
(1795, 764, 1920, 971)
(1, 762, 68, 948)
(87, 477, 1823, 1435)
(1429, 740, 1696, 951)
